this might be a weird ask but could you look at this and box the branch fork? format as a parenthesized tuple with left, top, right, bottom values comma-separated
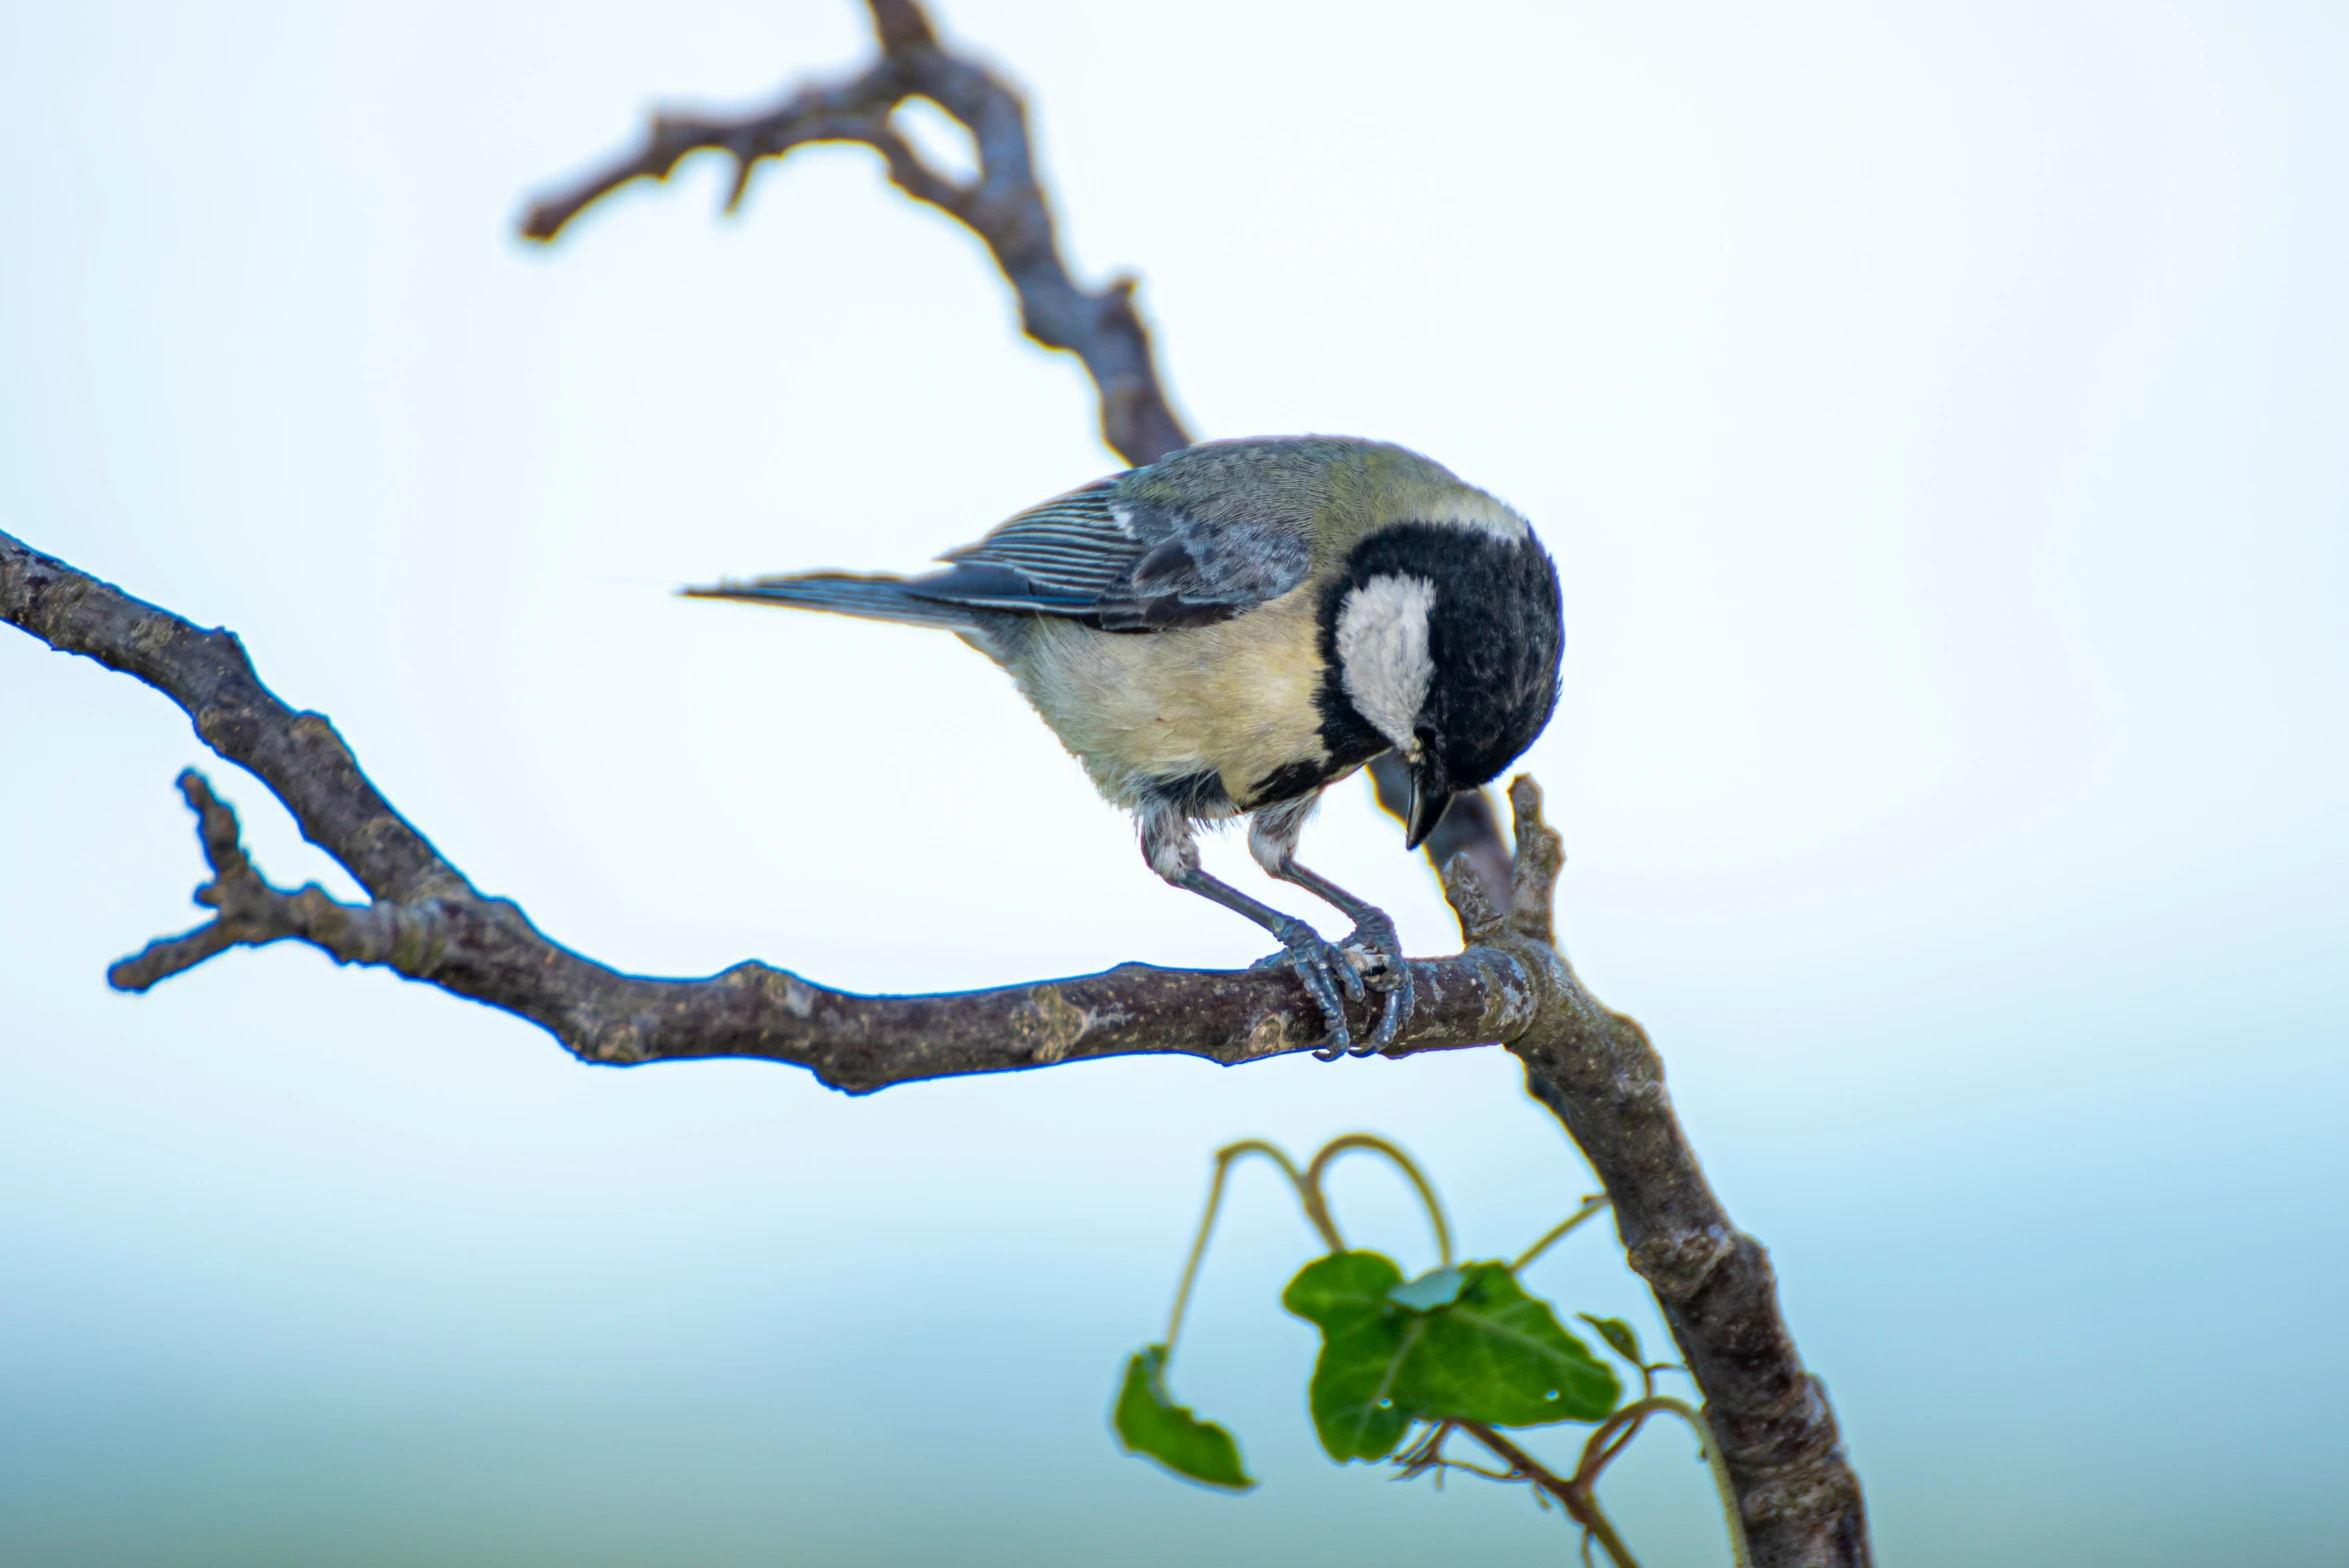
(109, 770, 451, 992)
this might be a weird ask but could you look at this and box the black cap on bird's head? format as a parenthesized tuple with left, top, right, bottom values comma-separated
(1320, 519, 1564, 852)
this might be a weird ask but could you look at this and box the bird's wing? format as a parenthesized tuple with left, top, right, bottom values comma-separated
(910, 475, 1314, 631)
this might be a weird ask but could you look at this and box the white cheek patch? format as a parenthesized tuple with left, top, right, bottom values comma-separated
(1336, 573, 1438, 752)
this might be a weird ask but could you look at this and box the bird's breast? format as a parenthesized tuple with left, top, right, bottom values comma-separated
(1004, 588, 1348, 816)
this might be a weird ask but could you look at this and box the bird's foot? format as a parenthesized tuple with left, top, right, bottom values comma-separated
(1337, 912, 1415, 1057)
(1250, 916, 1367, 1059)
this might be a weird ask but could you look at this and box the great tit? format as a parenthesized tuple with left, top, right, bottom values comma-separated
(689, 436, 1563, 1056)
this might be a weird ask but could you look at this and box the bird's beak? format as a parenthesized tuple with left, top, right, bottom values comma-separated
(1403, 777, 1454, 852)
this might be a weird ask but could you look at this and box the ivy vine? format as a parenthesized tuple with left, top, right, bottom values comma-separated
(1112, 1136, 1750, 1568)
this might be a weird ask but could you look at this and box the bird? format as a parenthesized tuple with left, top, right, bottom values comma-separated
(688, 436, 1563, 1057)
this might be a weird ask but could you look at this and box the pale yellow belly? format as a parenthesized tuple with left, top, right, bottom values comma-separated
(1000, 588, 1332, 814)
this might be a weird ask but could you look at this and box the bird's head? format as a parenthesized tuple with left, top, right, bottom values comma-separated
(1324, 517, 1563, 850)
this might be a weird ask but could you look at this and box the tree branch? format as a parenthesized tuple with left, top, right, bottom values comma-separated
(3, 529, 1535, 1088)
(1480, 780, 1870, 1567)
(2, 514, 1866, 1554)
(11, 1, 1873, 1559)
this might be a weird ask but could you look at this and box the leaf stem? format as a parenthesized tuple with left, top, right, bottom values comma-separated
(1161, 1133, 1455, 1358)
(1459, 1421, 1643, 1568)
(1302, 1133, 1453, 1268)
(1163, 1140, 1325, 1352)
(1572, 1396, 1752, 1568)
(1509, 1195, 1611, 1273)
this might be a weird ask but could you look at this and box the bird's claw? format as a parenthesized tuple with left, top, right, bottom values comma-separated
(1252, 919, 1366, 1059)
(1254, 914, 1415, 1060)
(1338, 915, 1415, 1057)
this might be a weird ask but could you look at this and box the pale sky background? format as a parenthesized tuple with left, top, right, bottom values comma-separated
(3, 1, 2345, 1564)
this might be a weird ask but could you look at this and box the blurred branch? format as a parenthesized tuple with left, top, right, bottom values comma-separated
(521, 0, 1188, 469)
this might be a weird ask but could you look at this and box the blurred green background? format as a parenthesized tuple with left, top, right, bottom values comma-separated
(3, 1, 2343, 1562)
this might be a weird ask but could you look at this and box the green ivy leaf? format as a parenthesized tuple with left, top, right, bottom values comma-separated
(1112, 1346, 1255, 1490)
(1578, 1314, 1644, 1368)
(1281, 1252, 1417, 1463)
(1284, 1251, 1621, 1463)
(1282, 1252, 1621, 1462)
(1284, 1249, 1406, 1326)
(1398, 1264, 1620, 1426)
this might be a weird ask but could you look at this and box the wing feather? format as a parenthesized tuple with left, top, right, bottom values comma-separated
(911, 473, 1310, 631)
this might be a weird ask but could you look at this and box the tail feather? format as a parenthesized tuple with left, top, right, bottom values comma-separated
(685, 573, 981, 630)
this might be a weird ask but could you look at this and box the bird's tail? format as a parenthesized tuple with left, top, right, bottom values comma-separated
(684, 573, 983, 631)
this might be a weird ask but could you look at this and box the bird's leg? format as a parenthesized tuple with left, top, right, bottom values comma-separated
(1248, 798, 1416, 1057)
(1141, 805, 1364, 1058)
